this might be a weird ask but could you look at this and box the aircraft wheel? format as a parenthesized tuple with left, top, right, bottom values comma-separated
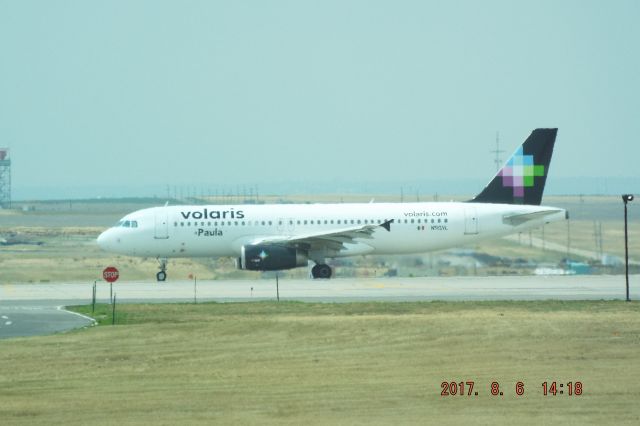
(157, 271, 167, 282)
(312, 264, 332, 279)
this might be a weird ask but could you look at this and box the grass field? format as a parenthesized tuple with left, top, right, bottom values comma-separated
(1, 301, 639, 425)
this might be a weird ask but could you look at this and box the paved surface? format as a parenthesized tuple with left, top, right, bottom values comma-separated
(1, 275, 638, 339)
(0, 301, 95, 340)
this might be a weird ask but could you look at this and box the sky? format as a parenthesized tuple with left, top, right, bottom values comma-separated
(1, 0, 639, 199)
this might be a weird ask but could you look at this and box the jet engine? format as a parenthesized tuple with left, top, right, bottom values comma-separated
(238, 244, 309, 271)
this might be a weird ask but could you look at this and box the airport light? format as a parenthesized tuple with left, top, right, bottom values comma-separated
(622, 194, 634, 302)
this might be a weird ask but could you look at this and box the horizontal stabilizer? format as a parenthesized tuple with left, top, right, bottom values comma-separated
(502, 209, 564, 226)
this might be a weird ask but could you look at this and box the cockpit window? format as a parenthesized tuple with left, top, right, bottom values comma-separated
(114, 220, 138, 228)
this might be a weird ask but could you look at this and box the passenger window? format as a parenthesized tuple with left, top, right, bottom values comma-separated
(180, 222, 184, 227)
(357, 220, 361, 224)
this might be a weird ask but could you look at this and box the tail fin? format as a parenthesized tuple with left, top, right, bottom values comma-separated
(470, 128, 557, 205)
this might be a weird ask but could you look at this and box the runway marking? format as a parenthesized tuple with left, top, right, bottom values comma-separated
(57, 306, 97, 326)
(4, 321, 12, 326)
(1, 315, 8, 319)
(367, 282, 409, 289)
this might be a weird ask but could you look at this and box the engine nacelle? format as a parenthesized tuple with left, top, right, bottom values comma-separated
(239, 244, 309, 271)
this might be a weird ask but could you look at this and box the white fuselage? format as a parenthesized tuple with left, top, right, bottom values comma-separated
(97, 202, 567, 261)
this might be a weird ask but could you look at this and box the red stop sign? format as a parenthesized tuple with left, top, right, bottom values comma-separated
(103, 266, 119, 283)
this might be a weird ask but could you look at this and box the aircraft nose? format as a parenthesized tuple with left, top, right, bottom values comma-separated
(97, 229, 114, 251)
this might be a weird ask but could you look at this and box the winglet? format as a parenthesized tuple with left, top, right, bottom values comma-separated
(380, 219, 394, 232)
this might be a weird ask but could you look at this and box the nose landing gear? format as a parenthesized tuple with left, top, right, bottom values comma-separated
(157, 257, 168, 282)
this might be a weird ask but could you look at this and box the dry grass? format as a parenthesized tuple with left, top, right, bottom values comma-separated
(1, 301, 639, 425)
(2, 220, 639, 283)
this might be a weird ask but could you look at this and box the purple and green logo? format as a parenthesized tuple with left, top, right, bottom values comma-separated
(499, 147, 545, 197)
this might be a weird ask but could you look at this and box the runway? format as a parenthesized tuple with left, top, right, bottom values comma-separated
(1, 274, 638, 339)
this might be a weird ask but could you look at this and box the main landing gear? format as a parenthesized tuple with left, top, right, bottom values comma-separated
(157, 257, 168, 282)
(311, 263, 332, 279)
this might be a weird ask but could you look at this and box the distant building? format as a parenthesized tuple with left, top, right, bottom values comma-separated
(0, 148, 10, 208)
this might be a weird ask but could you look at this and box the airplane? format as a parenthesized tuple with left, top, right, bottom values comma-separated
(97, 128, 567, 281)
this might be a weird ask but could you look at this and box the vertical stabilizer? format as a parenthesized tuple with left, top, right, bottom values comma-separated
(470, 128, 557, 205)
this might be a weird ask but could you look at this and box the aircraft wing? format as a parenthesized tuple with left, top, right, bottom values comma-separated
(502, 209, 564, 226)
(250, 220, 394, 253)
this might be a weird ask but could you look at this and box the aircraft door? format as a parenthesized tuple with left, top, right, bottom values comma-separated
(154, 209, 170, 239)
(464, 207, 479, 235)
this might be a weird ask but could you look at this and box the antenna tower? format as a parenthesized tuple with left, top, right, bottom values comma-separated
(491, 131, 505, 171)
(0, 148, 10, 208)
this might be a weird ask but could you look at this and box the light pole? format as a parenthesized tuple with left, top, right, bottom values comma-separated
(622, 194, 634, 302)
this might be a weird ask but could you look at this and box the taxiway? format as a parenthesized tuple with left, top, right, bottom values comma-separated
(1, 274, 637, 339)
